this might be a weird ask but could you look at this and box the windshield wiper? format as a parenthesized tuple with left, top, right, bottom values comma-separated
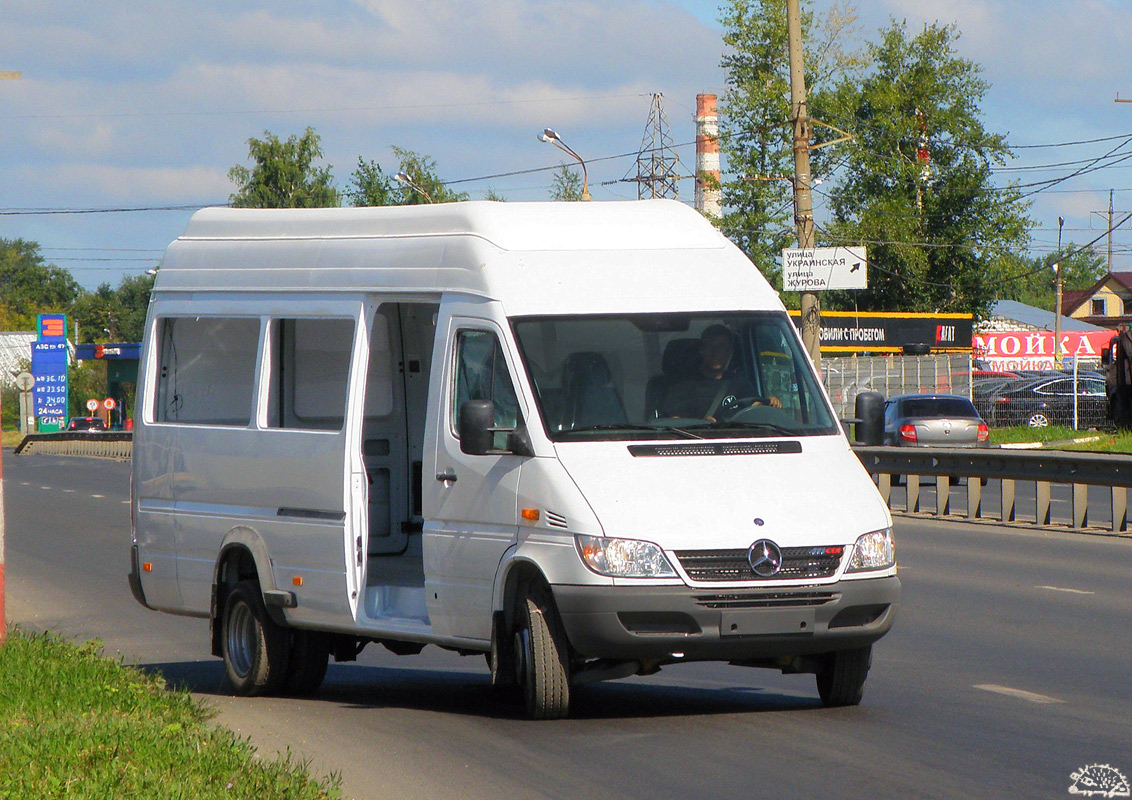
(687, 421, 802, 437)
(559, 423, 703, 439)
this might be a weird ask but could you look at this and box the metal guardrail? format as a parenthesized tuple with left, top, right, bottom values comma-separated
(854, 445, 1132, 534)
(15, 432, 132, 460)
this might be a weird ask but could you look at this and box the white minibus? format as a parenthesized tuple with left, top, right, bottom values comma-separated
(129, 199, 899, 719)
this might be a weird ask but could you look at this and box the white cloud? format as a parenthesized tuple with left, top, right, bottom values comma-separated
(24, 163, 232, 204)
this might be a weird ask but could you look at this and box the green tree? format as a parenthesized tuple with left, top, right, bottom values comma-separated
(821, 21, 1032, 317)
(345, 157, 397, 206)
(70, 272, 155, 342)
(999, 246, 1106, 312)
(0, 239, 82, 330)
(717, 0, 867, 285)
(345, 147, 468, 206)
(549, 164, 583, 201)
(228, 127, 340, 208)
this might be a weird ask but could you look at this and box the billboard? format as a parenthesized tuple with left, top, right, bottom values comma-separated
(788, 311, 974, 353)
(972, 330, 1116, 371)
(31, 313, 68, 431)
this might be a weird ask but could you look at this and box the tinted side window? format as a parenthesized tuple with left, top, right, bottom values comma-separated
(452, 330, 519, 447)
(154, 317, 259, 426)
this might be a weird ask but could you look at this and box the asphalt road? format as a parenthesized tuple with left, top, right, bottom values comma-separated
(3, 452, 1131, 799)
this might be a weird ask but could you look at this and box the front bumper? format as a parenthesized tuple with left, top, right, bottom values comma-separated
(553, 575, 900, 662)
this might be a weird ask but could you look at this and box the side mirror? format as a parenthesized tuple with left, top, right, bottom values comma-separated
(459, 400, 495, 455)
(458, 400, 535, 457)
(854, 390, 885, 446)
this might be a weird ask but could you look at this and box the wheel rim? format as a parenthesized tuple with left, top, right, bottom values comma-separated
(513, 627, 532, 689)
(226, 600, 256, 678)
(1029, 414, 1048, 427)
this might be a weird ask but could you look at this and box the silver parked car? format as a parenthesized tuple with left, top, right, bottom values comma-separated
(883, 394, 990, 447)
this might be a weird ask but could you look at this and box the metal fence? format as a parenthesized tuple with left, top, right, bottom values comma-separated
(15, 432, 132, 460)
(854, 444, 1132, 534)
(823, 354, 971, 419)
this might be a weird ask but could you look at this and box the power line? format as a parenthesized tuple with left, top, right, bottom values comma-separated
(0, 93, 645, 122)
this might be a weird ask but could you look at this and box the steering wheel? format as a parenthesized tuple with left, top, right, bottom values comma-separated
(716, 395, 771, 419)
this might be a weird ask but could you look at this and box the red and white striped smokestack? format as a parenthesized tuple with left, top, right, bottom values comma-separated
(695, 93, 722, 219)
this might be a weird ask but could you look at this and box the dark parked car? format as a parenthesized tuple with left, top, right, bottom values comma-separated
(980, 374, 1108, 429)
(883, 394, 990, 447)
(67, 416, 106, 432)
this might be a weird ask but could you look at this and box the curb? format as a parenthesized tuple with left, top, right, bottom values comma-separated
(998, 435, 1104, 450)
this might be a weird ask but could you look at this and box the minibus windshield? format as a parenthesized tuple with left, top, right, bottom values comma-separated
(511, 312, 839, 441)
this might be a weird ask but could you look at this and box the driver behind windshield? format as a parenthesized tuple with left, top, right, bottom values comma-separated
(657, 324, 781, 421)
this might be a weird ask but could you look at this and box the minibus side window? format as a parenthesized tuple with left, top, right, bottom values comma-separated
(452, 330, 519, 448)
(267, 318, 356, 431)
(154, 317, 259, 426)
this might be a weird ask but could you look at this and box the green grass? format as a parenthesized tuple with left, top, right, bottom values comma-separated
(0, 629, 340, 799)
(988, 425, 1085, 445)
(988, 425, 1132, 453)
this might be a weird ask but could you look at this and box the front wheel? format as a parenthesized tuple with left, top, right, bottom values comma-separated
(514, 584, 571, 720)
(222, 580, 291, 696)
(816, 645, 872, 707)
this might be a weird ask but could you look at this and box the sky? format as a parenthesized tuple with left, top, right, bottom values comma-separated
(2, 0, 1131, 292)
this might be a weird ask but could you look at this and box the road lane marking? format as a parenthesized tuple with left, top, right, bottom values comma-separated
(90, 494, 105, 499)
(1036, 585, 1095, 595)
(974, 684, 1064, 704)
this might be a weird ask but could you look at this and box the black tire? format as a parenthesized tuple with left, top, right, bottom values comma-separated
(285, 630, 330, 695)
(514, 584, 570, 720)
(816, 645, 872, 707)
(222, 580, 291, 697)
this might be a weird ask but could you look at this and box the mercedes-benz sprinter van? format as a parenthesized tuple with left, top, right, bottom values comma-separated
(129, 199, 899, 719)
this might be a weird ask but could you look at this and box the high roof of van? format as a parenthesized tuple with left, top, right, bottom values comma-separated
(156, 199, 783, 316)
(176, 199, 725, 251)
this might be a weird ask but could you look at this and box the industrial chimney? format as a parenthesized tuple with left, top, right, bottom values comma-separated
(695, 93, 722, 219)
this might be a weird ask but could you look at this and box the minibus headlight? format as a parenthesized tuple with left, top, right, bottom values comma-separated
(576, 535, 677, 578)
(847, 528, 896, 572)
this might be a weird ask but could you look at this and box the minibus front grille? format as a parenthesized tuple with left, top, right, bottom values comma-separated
(694, 591, 838, 609)
(674, 547, 843, 582)
(627, 441, 803, 457)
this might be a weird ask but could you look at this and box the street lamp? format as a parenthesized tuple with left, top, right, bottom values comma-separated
(394, 171, 433, 204)
(539, 128, 591, 201)
(1053, 216, 1065, 369)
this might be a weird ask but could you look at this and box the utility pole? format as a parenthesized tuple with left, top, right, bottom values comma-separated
(786, 0, 820, 373)
(1054, 216, 1064, 369)
(630, 93, 681, 200)
(0, 69, 19, 644)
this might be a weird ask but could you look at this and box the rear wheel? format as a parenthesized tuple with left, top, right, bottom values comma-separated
(222, 580, 291, 696)
(285, 630, 330, 695)
(1028, 413, 1050, 428)
(514, 583, 570, 719)
(816, 645, 872, 707)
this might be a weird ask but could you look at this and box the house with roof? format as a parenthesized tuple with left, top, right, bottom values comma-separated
(1062, 272, 1132, 329)
(0, 331, 36, 387)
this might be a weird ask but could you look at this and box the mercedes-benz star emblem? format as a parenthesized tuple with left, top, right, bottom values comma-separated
(748, 539, 783, 578)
